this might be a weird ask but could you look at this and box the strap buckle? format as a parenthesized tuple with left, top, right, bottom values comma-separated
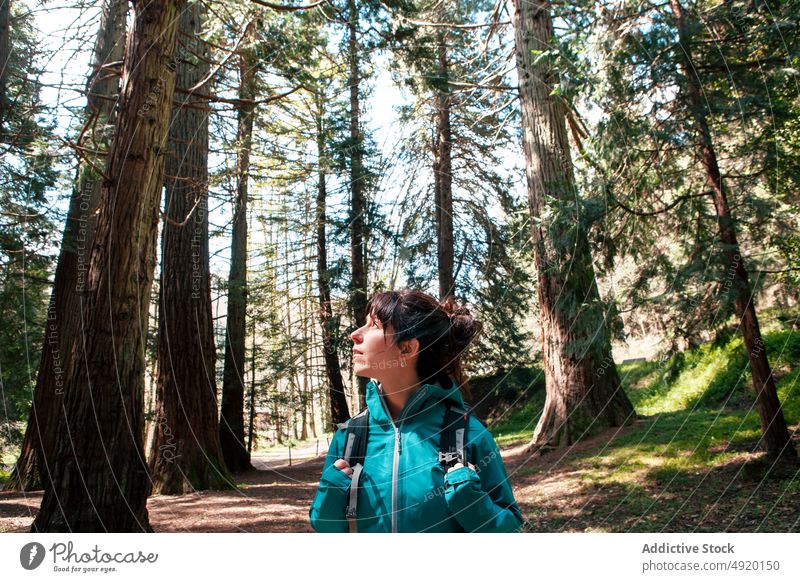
(438, 451, 461, 465)
(345, 506, 357, 519)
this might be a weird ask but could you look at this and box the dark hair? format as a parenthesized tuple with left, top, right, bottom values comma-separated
(364, 289, 482, 400)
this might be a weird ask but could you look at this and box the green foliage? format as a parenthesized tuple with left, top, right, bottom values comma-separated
(0, 2, 59, 459)
(561, 0, 800, 348)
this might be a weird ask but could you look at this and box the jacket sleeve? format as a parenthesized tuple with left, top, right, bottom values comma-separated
(443, 422, 524, 533)
(308, 427, 353, 533)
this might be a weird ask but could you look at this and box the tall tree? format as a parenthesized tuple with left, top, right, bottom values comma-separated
(247, 7, 355, 429)
(32, 0, 186, 532)
(511, 0, 635, 449)
(0, 0, 58, 468)
(583, 0, 799, 458)
(667, 0, 795, 459)
(5, 0, 127, 491)
(386, 0, 536, 374)
(219, 20, 257, 473)
(346, 0, 369, 409)
(313, 84, 350, 425)
(581, 0, 800, 344)
(432, 2, 455, 301)
(149, 0, 234, 494)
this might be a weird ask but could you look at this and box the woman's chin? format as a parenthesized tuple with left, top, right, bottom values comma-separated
(354, 367, 380, 381)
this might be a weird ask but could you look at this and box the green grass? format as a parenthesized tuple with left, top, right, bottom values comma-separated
(493, 324, 800, 446)
(490, 388, 547, 447)
(492, 316, 800, 532)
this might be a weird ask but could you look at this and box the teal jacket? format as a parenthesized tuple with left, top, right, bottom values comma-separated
(309, 378, 524, 533)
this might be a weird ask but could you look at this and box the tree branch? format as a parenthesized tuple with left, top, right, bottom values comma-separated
(249, 0, 327, 11)
(188, 17, 256, 93)
(161, 193, 204, 228)
(613, 190, 711, 217)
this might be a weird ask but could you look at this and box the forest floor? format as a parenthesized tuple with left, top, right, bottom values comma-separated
(504, 423, 800, 533)
(0, 452, 323, 533)
(1, 421, 798, 533)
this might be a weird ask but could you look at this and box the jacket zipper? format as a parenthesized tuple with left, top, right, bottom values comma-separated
(378, 384, 427, 533)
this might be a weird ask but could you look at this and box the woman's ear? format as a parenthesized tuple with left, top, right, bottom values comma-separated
(400, 337, 420, 359)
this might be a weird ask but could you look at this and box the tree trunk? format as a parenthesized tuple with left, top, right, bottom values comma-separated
(301, 366, 309, 440)
(248, 316, 256, 453)
(314, 88, 350, 426)
(281, 190, 298, 440)
(274, 386, 282, 444)
(511, 0, 635, 450)
(670, 0, 796, 459)
(31, 0, 185, 532)
(347, 0, 368, 410)
(148, 2, 233, 494)
(219, 24, 256, 473)
(433, 19, 455, 301)
(309, 362, 317, 438)
(301, 205, 310, 441)
(5, 0, 127, 492)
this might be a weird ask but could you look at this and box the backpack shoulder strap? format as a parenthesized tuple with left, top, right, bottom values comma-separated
(335, 405, 367, 430)
(439, 402, 489, 470)
(341, 408, 369, 533)
(342, 407, 369, 469)
(439, 403, 469, 469)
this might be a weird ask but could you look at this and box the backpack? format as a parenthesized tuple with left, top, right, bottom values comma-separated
(337, 401, 486, 532)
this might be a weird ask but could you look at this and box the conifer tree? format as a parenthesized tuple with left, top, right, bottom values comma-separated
(149, 0, 234, 493)
(511, 0, 635, 449)
(585, 0, 799, 458)
(2, 0, 97, 488)
(32, 0, 186, 532)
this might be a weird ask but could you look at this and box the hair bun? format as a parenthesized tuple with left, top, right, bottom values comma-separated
(449, 305, 471, 319)
(441, 298, 482, 354)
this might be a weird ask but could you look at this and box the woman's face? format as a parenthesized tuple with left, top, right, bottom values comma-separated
(350, 312, 404, 380)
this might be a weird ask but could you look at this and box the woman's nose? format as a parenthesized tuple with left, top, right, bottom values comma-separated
(350, 328, 362, 343)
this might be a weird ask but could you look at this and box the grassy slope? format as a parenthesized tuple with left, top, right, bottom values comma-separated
(491, 310, 800, 532)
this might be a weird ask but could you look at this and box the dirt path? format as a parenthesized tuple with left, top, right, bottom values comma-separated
(251, 443, 329, 470)
(0, 455, 324, 533)
(148, 457, 324, 533)
(0, 445, 330, 533)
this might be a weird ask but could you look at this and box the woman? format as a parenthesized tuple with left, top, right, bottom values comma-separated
(309, 289, 523, 533)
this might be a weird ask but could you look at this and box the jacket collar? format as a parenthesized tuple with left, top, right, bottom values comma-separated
(365, 377, 464, 430)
